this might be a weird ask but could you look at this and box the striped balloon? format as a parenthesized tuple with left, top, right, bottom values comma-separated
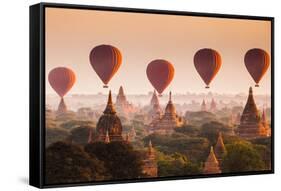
(48, 67, 76, 98)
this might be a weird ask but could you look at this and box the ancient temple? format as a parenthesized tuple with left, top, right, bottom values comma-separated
(261, 108, 271, 136)
(115, 86, 135, 116)
(201, 99, 207, 111)
(149, 92, 183, 134)
(148, 90, 163, 121)
(214, 132, 227, 165)
(237, 87, 267, 139)
(235, 112, 241, 125)
(142, 140, 158, 177)
(88, 128, 93, 144)
(150, 90, 160, 106)
(96, 90, 124, 142)
(57, 98, 67, 114)
(129, 126, 137, 141)
(203, 146, 221, 174)
(104, 130, 110, 143)
(210, 98, 217, 112)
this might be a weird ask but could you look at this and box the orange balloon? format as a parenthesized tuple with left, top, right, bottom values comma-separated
(194, 48, 222, 88)
(244, 48, 270, 87)
(146, 59, 175, 95)
(48, 67, 76, 98)
(89, 45, 122, 88)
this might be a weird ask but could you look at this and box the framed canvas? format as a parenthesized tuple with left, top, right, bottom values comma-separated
(29, 2, 274, 188)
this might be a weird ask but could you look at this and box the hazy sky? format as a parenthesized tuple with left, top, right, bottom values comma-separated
(45, 7, 271, 95)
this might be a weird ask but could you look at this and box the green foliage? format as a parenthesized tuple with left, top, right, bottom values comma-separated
(143, 133, 210, 162)
(84, 142, 144, 180)
(70, 126, 95, 145)
(157, 152, 201, 177)
(46, 127, 70, 147)
(222, 141, 266, 172)
(185, 111, 217, 126)
(60, 120, 95, 130)
(200, 121, 232, 144)
(55, 111, 77, 122)
(174, 125, 200, 137)
(45, 141, 107, 184)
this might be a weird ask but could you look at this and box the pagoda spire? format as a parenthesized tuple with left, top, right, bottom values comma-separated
(150, 90, 160, 106)
(164, 91, 176, 115)
(57, 98, 67, 114)
(262, 108, 267, 124)
(148, 140, 155, 158)
(203, 146, 221, 174)
(261, 108, 271, 136)
(105, 130, 110, 144)
(119, 86, 125, 96)
(169, 91, 172, 102)
(237, 87, 267, 138)
(104, 90, 116, 114)
(210, 98, 216, 112)
(214, 132, 227, 164)
(88, 128, 93, 144)
(201, 99, 207, 111)
(125, 132, 130, 143)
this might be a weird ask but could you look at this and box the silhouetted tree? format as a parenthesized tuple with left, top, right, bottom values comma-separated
(45, 141, 107, 184)
(84, 142, 144, 180)
(46, 127, 70, 147)
(70, 126, 95, 145)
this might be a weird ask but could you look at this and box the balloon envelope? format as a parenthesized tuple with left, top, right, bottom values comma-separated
(48, 67, 76, 98)
(146, 59, 174, 95)
(244, 48, 270, 87)
(194, 48, 222, 88)
(89, 45, 122, 87)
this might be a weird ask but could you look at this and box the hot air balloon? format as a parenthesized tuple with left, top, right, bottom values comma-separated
(89, 44, 122, 88)
(194, 48, 222, 88)
(244, 48, 270, 87)
(48, 67, 76, 113)
(146, 59, 175, 96)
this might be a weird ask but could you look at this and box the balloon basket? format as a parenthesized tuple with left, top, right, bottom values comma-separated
(255, 84, 259, 87)
(158, 94, 163, 97)
(103, 85, 109, 88)
(205, 86, 210, 89)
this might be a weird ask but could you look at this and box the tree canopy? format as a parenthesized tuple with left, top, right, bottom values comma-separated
(222, 141, 265, 172)
(84, 142, 144, 180)
(45, 141, 107, 184)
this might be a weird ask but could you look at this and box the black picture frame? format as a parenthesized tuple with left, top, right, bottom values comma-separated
(30, 2, 274, 189)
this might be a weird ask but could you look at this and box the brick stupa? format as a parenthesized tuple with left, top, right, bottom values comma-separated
(237, 87, 267, 139)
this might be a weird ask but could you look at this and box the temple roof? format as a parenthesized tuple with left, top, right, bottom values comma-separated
(206, 146, 219, 164)
(104, 90, 116, 115)
(210, 98, 216, 111)
(201, 99, 207, 111)
(165, 91, 176, 115)
(57, 98, 67, 114)
(240, 87, 259, 123)
(262, 108, 267, 124)
(118, 86, 125, 96)
(214, 132, 226, 158)
(150, 90, 160, 106)
(96, 91, 123, 142)
(203, 146, 221, 174)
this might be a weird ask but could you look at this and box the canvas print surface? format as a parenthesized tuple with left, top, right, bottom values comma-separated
(45, 7, 272, 185)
